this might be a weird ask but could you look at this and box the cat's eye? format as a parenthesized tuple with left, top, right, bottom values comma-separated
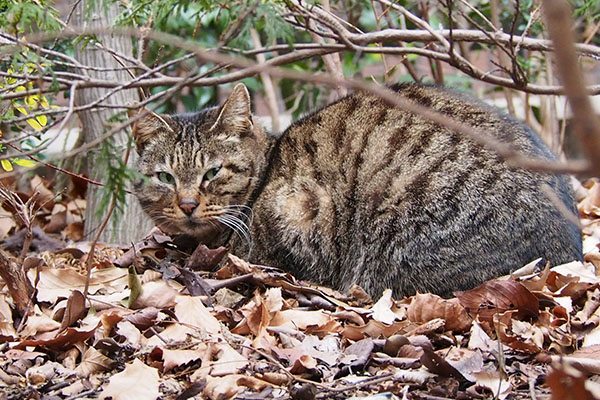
(203, 167, 221, 181)
(157, 172, 175, 185)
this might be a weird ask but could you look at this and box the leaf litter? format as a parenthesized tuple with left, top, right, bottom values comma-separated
(1, 177, 600, 399)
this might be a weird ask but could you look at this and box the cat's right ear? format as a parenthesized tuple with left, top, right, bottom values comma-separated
(132, 110, 174, 153)
(209, 83, 253, 135)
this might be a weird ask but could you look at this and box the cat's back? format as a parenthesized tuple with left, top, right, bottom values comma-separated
(251, 83, 582, 297)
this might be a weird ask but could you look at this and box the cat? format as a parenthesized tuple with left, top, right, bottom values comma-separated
(133, 83, 582, 298)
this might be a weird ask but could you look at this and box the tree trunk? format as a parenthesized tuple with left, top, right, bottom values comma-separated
(73, 0, 153, 244)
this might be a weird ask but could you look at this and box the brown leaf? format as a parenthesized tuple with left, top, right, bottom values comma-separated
(115, 321, 143, 347)
(456, 279, 539, 322)
(44, 207, 67, 233)
(32, 263, 128, 303)
(546, 363, 598, 400)
(0, 294, 16, 337)
(349, 284, 373, 304)
(408, 293, 472, 332)
(204, 343, 249, 377)
(174, 295, 221, 335)
(75, 346, 113, 377)
(420, 346, 466, 380)
(130, 280, 179, 309)
(69, 174, 88, 199)
(30, 175, 55, 211)
(289, 354, 318, 375)
(162, 347, 205, 372)
(496, 311, 543, 353)
(342, 320, 408, 340)
(16, 325, 99, 351)
(471, 371, 512, 399)
(339, 338, 373, 369)
(0, 204, 17, 239)
(99, 359, 160, 400)
(580, 181, 600, 217)
(59, 290, 87, 331)
(270, 309, 336, 331)
(202, 375, 269, 400)
(64, 222, 84, 241)
(186, 244, 228, 271)
(124, 307, 159, 330)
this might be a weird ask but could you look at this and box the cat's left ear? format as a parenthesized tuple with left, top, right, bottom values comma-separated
(211, 83, 253, 134)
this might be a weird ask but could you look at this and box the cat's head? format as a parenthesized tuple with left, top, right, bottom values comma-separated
(133, 83, 269, 243)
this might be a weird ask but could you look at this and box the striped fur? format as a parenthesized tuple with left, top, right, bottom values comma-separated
(134, 83, 582, 298)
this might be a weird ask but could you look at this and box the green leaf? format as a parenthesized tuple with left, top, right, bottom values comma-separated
(127, 265, 143, 308)
(1, 160, 13, 172)
(12, 158, 36, 167)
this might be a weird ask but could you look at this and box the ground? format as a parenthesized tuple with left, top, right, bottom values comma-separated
(1, 175, 600, 399)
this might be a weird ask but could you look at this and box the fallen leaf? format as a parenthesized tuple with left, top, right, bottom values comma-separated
(100, 359, 160, 400)
(546, 362, 598, 400)
(371, 289, 398, 324)
(59, 290, 87, 331)
(16, 325, 99, 351)
(552, 261, 600, 284)
(456, 280, 539, 323)
(408, 293, 472, 332)
(342, 320, 408, 340)
(174, 295, 221, 335)
(0, 294, 16, 337)
(202, 374, 269, 400)
(471, 370, 512, 400)
(130, 279, 179, 310)
(162, 347, 206, 372)
(270, 309, 334, 330)
(31, 264, 128, 303)
(75, 346, 113, 377)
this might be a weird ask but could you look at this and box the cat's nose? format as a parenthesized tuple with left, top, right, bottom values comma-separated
(179, 200, 198, 215)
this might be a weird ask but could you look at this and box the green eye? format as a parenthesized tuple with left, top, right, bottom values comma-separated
(157, 172, 175, 184)
(203, 167, 221, 181)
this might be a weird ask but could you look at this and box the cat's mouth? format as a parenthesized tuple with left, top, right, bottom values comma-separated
(155, 216, 224, 242)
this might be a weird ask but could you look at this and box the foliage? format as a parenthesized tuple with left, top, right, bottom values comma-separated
(0, 56, 55, 171)
(95, 137, 140, 221)
(0, 0, 62, 34)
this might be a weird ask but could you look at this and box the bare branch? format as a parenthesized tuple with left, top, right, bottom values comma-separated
(542, 0, 600, 176)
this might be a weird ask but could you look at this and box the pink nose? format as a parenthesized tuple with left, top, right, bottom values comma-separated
(179, 200, 198, 215)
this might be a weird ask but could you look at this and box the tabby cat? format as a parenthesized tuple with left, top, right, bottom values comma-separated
(133, 83, 582, 298)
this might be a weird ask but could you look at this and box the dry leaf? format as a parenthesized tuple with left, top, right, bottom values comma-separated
(371, 289, 398, 324)
(100, 359, 160, 400)
(31, 264, 128, 303)
(270, 309, 333, 330)
(115, 320, 143, 347)
(546, 362, 598, 400)
(130, 280, 179, 309)
(202, 374, 269, 400)
(162, 347, 206, 372)
(201, 342, 249, 377)
(174, 295, 221, 335)
(75, 346, 113, 377)
(408, 293, 472, 332)
(471, 370, 512, 400)
(59, 290, 87, 331)
(456, 280, 539, 323)
(342, 319, 408, 340)
(0, 294, 16, 337)
(16, 325, 99, 351)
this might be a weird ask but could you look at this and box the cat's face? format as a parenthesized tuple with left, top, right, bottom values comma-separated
(133, 84, 268, 243)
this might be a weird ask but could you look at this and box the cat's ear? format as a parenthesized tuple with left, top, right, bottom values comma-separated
(132, 109, 174, 153)
(210, 83, 253, 134)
